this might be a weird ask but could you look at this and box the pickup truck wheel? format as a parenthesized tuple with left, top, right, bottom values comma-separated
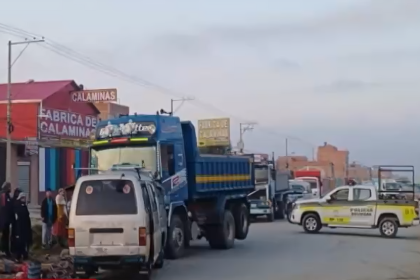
(165, 214, 185, 259)
(302, 214, 321, 233)
(233, 203, 249, 240)
(379, 218, 398, 238)
(207, 210, 235, 249)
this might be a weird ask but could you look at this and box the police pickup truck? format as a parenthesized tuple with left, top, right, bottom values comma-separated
(288, 184, 419, 238)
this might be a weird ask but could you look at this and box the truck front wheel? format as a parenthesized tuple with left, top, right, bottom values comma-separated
(302, 213, 322, 233)
(165, 214, 186, 259)
(207, 209, 235, 249)
(233, 203, 249, 240)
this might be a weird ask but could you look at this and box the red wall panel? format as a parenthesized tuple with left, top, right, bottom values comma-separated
(0, 103, 39, 140)
(43, 84, 98, 115)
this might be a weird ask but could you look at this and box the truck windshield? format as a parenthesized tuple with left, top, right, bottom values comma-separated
(255, 165, 269, 184)
(91, 145, 157, 172)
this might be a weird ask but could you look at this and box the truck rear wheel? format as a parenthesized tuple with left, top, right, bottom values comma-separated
(165, 214, 185, 259)
(207, 209, 235, 249)
(233, 203, 249, 240)
(379, 218, 398, 238)
(275, 201, 284, 219)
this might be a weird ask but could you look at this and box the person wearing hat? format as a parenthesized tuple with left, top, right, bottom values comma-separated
(40, 188, 57, 249)
(0, 181, 14, 257)
(13, 192, 32, 261)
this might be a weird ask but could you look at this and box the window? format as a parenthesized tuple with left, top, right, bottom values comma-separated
(353, 188, 371, 200)
(154, 184, 165, 207)
(147, 183, 158, 211)
(161, 144, 175, 176)
(331, 189, 349, 201)
(76, 180, 137, 215)
(291, 184, 305, 192)
(141, 183, 152, 213)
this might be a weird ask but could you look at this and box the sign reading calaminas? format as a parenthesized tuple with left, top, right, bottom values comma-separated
(197, 118, 230, 147)
(71, 88, 118, 102)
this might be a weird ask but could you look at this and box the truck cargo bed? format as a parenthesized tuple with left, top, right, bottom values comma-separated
(181, 121, 255, 199)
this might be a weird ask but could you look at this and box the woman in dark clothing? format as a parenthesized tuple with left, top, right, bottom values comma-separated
(11, 188, 22, 256)
(0, 182, 14, 257)
(13, 192, 32, 261)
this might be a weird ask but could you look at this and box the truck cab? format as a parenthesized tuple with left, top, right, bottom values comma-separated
(293, 170, 322, 197)
(248, 155, 275, 221)
(89, 114, 254, 259)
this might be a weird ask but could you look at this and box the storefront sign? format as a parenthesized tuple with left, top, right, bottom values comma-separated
(71, 88, 118, 102)
(25, 137, 38, 155)
(40, 108, 97, 139)
(197, 118, 230, 147)
(96, 120, 156, 139)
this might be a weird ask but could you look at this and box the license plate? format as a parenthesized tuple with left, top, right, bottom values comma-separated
(413, 219, 419, 226)
(251, 204, 257, 208)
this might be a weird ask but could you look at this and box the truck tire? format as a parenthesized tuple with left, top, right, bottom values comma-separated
(233, 203, 249, 240)
(207, 209, 235, 249)
(275, 201, 284, 219)
(302, 213, 322, 233)
(266, 211, 274, 222)
(379, 217, 398, 238)
(165, 214, 185, 259)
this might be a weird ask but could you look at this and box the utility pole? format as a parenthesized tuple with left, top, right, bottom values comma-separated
(6, 38, 44, 182)
(238, 122, 256, 153)
(285, 138, 289, 169)
(170, 97, 194, 115)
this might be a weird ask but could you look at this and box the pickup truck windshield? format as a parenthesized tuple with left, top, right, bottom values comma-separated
(91, 145, 157, 172)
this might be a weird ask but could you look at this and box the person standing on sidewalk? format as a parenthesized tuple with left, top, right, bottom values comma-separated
(0, 182, 15, 257)
(53, 188, 68, 248)
(13, 192, 32, 261)
(40, 189, 57, 249)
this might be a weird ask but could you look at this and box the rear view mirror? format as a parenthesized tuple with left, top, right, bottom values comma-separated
(324, 195, 332, 201)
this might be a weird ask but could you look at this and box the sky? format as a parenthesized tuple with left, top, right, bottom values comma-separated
(1, 0, 420, 171)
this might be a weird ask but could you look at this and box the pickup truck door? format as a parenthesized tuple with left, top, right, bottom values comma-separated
(348, 187, 375, 226)
(322, 188, 351, 225)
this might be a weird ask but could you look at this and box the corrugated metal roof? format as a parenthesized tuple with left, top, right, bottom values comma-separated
(0, 80, 74, 101)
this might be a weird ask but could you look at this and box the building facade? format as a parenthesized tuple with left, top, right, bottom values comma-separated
(94, 102, 129, 121)
(0, 80, 99, 205)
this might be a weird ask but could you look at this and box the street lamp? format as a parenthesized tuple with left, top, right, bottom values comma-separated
(6, 37, 44, 182)
(170, 97, 194, 115)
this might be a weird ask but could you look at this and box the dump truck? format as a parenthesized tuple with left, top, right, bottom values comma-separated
(247, 154, 302, 221)
(86, 114, 255, 259)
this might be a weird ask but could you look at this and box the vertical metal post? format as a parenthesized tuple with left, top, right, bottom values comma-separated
(6, 40, 12, 182)
(170, 99, 174, 115)
(285, 138, 288, 169)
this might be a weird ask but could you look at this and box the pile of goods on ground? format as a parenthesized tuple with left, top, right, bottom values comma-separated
(0, 250, 74, 279)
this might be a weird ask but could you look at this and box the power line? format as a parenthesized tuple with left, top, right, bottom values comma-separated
(0, 22, 316, 149)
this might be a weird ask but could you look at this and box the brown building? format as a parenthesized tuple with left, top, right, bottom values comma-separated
(94, 102, 129, 121)
(277, 142, 349, 179)
(347, 162, 371, 182)
(317, 142, 349, 178)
